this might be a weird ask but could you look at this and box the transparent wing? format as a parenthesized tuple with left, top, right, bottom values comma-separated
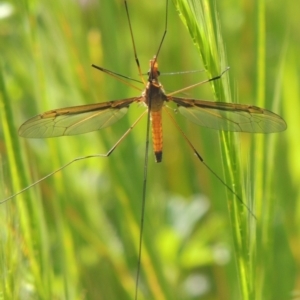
(170, 97, 287, 133)
(19, 97, 140, 138)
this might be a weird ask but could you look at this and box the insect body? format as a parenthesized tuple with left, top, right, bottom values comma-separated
(19, 57, 286, 163)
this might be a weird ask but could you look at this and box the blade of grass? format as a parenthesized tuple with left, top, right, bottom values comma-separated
(172, 0, 253, 299)
(253, 1, 268, 299)
(0, 60, 49, 298)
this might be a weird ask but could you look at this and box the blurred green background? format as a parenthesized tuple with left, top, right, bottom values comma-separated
(0, 0, 299, 299)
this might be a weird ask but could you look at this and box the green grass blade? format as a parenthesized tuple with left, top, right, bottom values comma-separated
(172, 0, 254, 299)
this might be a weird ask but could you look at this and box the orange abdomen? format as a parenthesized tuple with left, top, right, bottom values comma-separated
(151, 111, 163, 163)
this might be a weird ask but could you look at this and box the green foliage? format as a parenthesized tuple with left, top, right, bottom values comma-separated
(0, 0, 297, 299)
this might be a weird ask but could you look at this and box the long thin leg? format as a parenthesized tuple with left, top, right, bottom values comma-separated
(163, 106, 256, 219)
(154, 0, 169, 62)
(167, 67, 230, 97)
(124, 0, 145, 84)
(124, 0, 169, 83)
(91, 64, 143, 89)
(0, 111, 147, 205)
(134, 111, 150, 300)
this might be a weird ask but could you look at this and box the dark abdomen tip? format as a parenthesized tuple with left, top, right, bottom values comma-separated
(155, 151, 162, 163)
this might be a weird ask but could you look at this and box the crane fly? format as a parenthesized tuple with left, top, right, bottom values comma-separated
(2, 0, 286, 299)
(18, 58, 286, 159)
